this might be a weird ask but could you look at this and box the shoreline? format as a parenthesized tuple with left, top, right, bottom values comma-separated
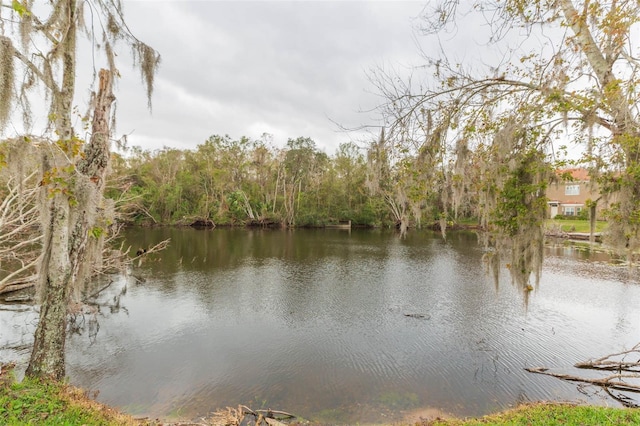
(2, 364, 639, 425)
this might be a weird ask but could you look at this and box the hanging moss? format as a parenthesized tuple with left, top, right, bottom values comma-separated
(471, 118, 551, 290)
(16, 0, 34, 50)
(132, 41, 161, 109)
(0, 36, 15, 131)
(602, 166, 640, 258)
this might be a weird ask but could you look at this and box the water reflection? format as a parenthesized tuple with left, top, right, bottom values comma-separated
(13, 229, 640, 424)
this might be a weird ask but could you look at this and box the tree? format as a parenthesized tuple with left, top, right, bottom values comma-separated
(281, 137, 323, 226)
(26, 69, 118, 380)
(366, 129, 410, 232)
(374, 0, 640, 285)
(365, 125, 448, 235)
(0, 0, 159, 379)
(329, 142, 372, 224)
(246, 135, 279, 222)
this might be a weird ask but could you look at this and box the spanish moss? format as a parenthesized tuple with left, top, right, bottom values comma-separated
(133, 41, 161, 109)
(0, 36, 14, 131)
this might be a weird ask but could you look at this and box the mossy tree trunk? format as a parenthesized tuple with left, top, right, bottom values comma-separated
(25, 192, 72, 380)
(25, 0, 78, 380)
(26, 69, 115, 380)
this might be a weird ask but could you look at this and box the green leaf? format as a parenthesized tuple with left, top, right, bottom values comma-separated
(89, 227, 105, 239)
(11, 0, 29, 17)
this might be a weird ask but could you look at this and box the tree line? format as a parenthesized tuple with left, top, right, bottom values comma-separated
(107, 134, 477, 229)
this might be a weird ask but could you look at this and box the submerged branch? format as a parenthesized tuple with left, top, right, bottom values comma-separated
(526, 367, 640, 393)
(526, 342, 640, 407)
(575, 343, 640, 372)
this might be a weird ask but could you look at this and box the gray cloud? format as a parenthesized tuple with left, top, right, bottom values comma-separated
(111, 1, 427, 153)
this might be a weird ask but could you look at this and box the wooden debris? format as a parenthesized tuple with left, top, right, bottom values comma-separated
(209, 405, 297, 426)
(525, 342, 640, 407)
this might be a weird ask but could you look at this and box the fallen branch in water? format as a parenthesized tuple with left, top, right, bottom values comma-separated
(255, 409, 295, 419)
(85, 279, 114, 300)
(526, 342, 640, 407)
(574, 342, 640, 373)
(526, 368, 640, 393)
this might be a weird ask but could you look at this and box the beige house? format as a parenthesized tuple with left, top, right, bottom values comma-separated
(546, 168, 600, 218)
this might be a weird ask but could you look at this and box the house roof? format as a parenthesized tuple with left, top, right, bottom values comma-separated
(557, 168, 589, 181)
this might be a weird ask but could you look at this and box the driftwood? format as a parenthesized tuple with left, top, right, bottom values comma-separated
(526, 342, 640, 407)
(210, 405, 296, 426)
(574, 343, 640, 372)
(526, 368, 640, 393)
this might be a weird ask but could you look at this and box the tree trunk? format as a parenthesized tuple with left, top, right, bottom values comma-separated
(589, 203, 597, 244)
(25, 196, 72, 380)
(54, 0, 78, 143)
(26, 0, 78, 380)
(26, 69, 115, 380)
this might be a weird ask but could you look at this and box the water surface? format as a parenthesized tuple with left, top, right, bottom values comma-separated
(6, 228, 640, 424)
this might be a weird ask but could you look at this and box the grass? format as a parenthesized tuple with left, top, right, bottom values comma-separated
(425, 403, 640, 425)
(2, 367, 639, 425)
(0, 370, 141, 426)
(545, 219, 608, 233)
(454, 217, 608, 234)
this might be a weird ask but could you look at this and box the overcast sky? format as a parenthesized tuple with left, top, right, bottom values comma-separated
(101, 1, 429, 154)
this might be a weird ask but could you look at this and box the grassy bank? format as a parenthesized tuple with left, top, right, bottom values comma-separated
(0, 372, 140, 426)
(2, 372, 639, 425)
(545, 219, 608, 233)
(456, 217, 608, 234)
(426, 403, 640, 425)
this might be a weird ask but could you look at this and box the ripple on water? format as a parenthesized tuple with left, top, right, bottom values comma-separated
(50, 229, 640, 421)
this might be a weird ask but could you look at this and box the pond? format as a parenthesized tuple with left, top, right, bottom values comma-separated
(4, 228, 640, 424)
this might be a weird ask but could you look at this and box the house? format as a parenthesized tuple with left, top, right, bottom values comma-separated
(546, 168, 601, 218)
